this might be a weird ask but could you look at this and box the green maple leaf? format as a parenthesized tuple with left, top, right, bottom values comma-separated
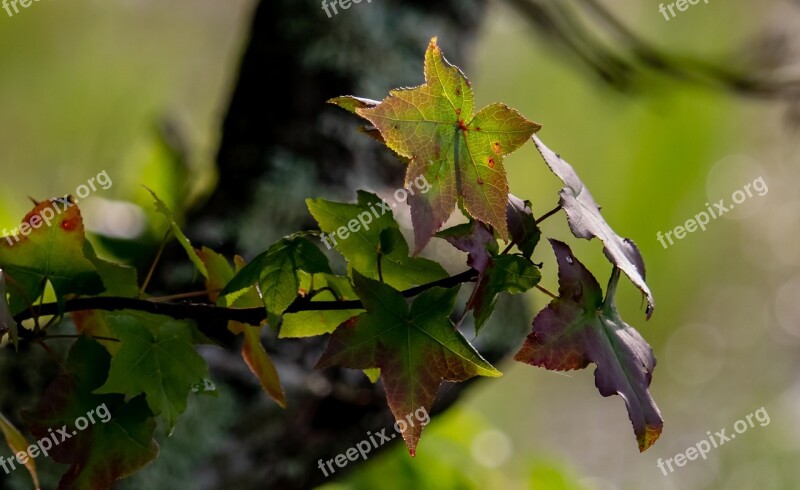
(336, 37, 541, 251)
(306, 191, 447, 290)
(94, 312, 210, 432)
(0, 197, 104, 314)
(280, 272, 362, 338)
(515, 240, 663, 452)
(22, 337, 158, 490)
(316, 272, 501, 454)
(218, 235, 332, 326)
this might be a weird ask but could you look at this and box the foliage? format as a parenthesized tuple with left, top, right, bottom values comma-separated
(0, 37, 659, 489)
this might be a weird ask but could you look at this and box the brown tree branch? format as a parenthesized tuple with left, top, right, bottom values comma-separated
(11, 269, 479, 328)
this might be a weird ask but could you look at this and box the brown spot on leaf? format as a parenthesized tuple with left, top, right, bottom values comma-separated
(487, 157, 495, 168)
(477, 177, 483, 185)
(492, 142, 502, 154)
(61, 218, 79, 232)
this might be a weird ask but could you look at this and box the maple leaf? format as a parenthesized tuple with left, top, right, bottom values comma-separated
(0, 197, 104, 314)
(532, 136, 655, 317)
(514, 239, 663, 452)
(218, 235, 332, 326)
(339, 37, 541, 251)
(506, 194, 541, 259)
(22, 337, 158, 490)
(316, 272, 500, 454)
(0, 411, 39, 489)
(94, 312, 211, 432)
(306, 191, 447, 290)
(437, 220, 497, 273)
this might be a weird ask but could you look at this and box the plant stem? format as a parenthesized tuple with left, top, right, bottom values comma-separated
(149, 290, 220, 302)
(41, 334, 121, 343)
(377, 252, 384, 283)
(535, 205, 562, 225)
(12, 269, 480, 330)
(535, 284, 558, 300)
(139, 230, 170, 296)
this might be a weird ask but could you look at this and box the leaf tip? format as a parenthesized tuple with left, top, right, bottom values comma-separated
(638, 424, 662, 452)
(486, 367, 503, 378)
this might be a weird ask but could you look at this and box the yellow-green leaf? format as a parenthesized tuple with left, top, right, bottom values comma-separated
(338, 37, 541, 251)
(0, 411, 40, 490)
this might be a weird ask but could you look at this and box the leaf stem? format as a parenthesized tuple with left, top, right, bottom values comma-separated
(535, 205, 562, 225)
(148, 290, 221, 302)
(40, 334, 121, 343)
(535, 284, 558, 300)
(139, 230, 171, 296)
(377, 252, 385, 283)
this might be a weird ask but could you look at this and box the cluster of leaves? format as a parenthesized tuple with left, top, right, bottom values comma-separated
(0, 36, 661, 490)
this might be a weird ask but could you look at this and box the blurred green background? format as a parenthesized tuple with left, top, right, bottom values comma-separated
(1, 0, 798, 489)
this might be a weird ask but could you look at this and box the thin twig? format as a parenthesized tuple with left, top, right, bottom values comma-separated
(536, 205, 562, 225)
(12, 269, 480, 332)
(41, 334, 121, 343)
(149, 290, 220, 302)
(139, 230, 170, 296)
(535, 284, 558, 300)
